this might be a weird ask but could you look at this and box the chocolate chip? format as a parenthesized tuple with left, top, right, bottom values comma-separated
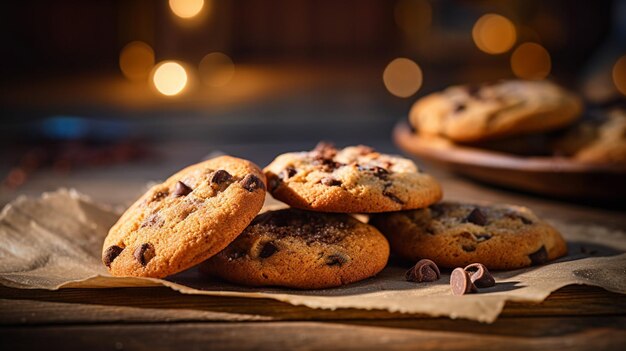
(454, 103, 467, 112)
(406, 259, 441, 283)
(311, 141, 337, 159)
(529, 246, 548, 265)
(383, 188, 404, 204)
(280, 166, 297, 180)
(313, 158, 343, 172)
(358, 165, 390, 179)
(321, 177, 341, 186)
(241, 174, 265, 192)
(133, 243, 156, 266)
(103, 245, 124, 268)
(462, 244, 476, 252)
(505, 212, 534, 225)
(326, 254, 348, 267)
(465, 208, 487, 226)
(450, 267, 477, 295)
(173, 181, 192, 197)
(210, 169, 232, 184)
(520, 216, 534, 225)
(259, 242, 278, 258)
(464, 263, 495, 288)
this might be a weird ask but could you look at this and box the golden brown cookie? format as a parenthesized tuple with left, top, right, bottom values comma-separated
(102, 156, 266, 278)
(554, 107, 626, 163)
(409, 80, 582, 142)
(370, 201, 567, 270)
(264, 143, 442, 213)
(201, 208, 390, 289)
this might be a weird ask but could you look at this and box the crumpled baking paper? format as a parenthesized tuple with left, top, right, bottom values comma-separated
(1, 189, 624, 323)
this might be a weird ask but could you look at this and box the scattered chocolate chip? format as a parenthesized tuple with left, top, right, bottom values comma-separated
(259, 242, 278, 259)
(358, 165, 390, 179)
(173, 181, 192, 197)
(321, 177, 341, 186)
(134, 243, 156, 266)
(504, 212, 534, 225)
(326, 254, 348, 267)
(450, 267, 477, 295)
(465, 208, 487, 226)
(103, 245, 124, 268)
(454, 103, 467, 112)
(210, 169, 232, 184)
(462, 244, 476, 252)
(529, 246, 548, 265)
(475, 233, 492, 242)
(313, 158, 343, 172)
(519, 216, 534, 225)
(405, 259, 441, 283)
(464, 263, 495, 288)
(280, 166, 297, 180)
(241, 174, 265, 192)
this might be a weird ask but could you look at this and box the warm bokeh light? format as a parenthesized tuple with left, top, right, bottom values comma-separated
(119, 41, 155, 82)
(613, 55, 626, 96)
(169, 0, 204, 19)
(472, 14, 517, 54)
(383, 58, 423, 98)
(394, 0, 432, 35)
(199, 52, 235, 87)
(152, 61, 188, 96)
(510, 42, 551, 80)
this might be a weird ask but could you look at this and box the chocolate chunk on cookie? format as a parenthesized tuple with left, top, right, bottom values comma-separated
(370, 201, 567, 270)
(201, 209, 390, 289)
(102, 156, 266, 278)
(264, 142, 442, 213)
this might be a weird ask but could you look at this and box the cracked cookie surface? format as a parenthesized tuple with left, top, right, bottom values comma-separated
(102, 156, 266, 278)
(370, 201, 567, 270)
(409, 80, 581, 142)
(201, 208, 390, 289)
(264, 143, 442, 213)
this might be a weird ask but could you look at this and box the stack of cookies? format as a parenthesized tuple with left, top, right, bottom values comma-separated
(409, 79, 626, 164)
(102, 142, 567, 290)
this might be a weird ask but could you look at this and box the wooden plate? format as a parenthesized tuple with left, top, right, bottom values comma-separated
(393, 121, 626, 200)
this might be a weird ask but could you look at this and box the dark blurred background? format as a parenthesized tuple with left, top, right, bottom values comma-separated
(0, 0, 625, 205)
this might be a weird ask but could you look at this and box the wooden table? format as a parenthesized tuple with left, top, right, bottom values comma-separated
(1, 138, 625, 350)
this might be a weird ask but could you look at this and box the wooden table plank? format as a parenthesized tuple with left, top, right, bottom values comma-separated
(1, 319, 625, 351)
(1, 285, 624, 326)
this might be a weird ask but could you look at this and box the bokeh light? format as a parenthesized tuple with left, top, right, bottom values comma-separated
(612, 55, 626, 96)
(510, 42, 551, 80)
(169, 0, 204, 19)
(383, 58, 423, 98)
(199, 52, 235, 87)
(119, 41, 155, 82)
(152, 61, 188, 96)
(472, 14, 517, 54)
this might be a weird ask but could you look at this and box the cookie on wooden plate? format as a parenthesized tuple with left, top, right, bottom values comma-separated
(409, 80, 581, 142)
(201, 208, 390, 289)
(264, 142, 442, 213)
(370, 201, 567, 270)
(102, 156, 266, 278)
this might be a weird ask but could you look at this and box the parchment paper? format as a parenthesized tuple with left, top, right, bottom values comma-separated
(1, 189, 625, 323)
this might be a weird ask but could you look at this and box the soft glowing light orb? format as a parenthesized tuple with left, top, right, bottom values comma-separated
(199, 52, 235, 87)
(613, 55, 626, 96)
(511, 42, 551, 80)
(119, 41, 155, 81)
(383, 58, 423, 98)
(472, 14, 517, 55)
(169, 0, 204, 19)
(152, 61, 188, 96)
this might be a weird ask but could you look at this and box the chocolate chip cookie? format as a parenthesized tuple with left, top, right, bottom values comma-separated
(201, 208, 390, 289)
(102, 156, 266, 278)
(370, 201, 567, 270)
(264, 143, 442, 213)
(409, 80, 582, 142)
(554, 107, 626, 163)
